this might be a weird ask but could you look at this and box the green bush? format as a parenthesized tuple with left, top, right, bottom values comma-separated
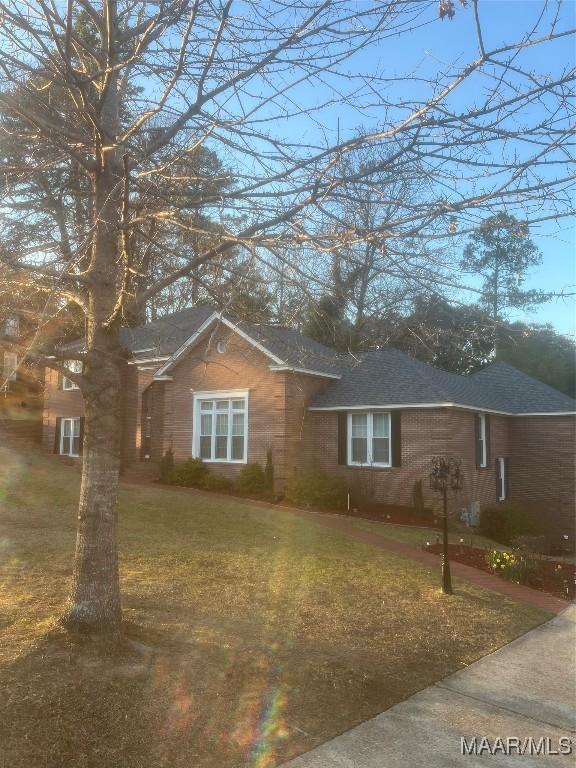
(479, 502, 544, 545)
(169, 458, 209, 488)
(486, 549, 536, 585)
(285, 471, 347, 510)
(236, 463, 267, 495)
(264, 448, 274, 490)
(412, 479, 432, 519)
(159, 448, 174, 484)
(204, 473, 233, 492)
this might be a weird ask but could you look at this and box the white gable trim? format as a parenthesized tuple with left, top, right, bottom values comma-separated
(127, 356, 169, 365)
(268, 365, 341, 380)
(152, 312, 284, 379)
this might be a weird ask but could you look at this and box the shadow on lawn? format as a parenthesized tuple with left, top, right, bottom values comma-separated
(0, 620, 312, 768)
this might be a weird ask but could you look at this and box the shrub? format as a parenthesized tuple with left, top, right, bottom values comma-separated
(264, 448, 274, 490)
(169, 458, 209, 488)
(236, 463, 267, 495)
(411, 479, 432, 519)
(285, 471, 347, 510)
(159, 448, 174, 484)
(479, 502, 544, 545)
(204, 473, 233, 492)
(486, 549, 536, 585)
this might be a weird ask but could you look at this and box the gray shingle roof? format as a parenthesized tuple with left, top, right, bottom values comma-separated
(120, 305, 215, 356)
(236, 320, 342, 376)
(122, 306, 343, 375)
(121, 306, 575, 415)
(470, 362, 576, 414)
(309, 353, 576, 414)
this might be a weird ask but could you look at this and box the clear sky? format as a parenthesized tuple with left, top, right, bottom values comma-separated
(269, 1, 576, 336)
(381, 1, 575, 336)
(406, 1, 576, 336)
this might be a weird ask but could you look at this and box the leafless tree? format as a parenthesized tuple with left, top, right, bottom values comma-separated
(0, 0, 573, 635)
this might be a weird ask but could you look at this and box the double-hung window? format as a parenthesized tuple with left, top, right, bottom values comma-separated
(348, 412, 391, 467)
(62, 359, 82, 390)
(193, 391, 248, 463)
(60, 417, 81, 456)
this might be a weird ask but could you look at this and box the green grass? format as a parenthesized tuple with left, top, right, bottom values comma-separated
(0, 446, 550, 768)
(338, 515, 504, 549)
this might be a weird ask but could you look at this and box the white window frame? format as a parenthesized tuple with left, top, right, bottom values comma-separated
(4, 316, 19, 337)
(478, 413, 487, 468)
(62, 359, 82, 390)
(60, 417, 81, 457)
(497, 457, 506, 501)
(347, 411, 392, 468)
(3, 351, 18, 382)
(192, 389, 249, 464)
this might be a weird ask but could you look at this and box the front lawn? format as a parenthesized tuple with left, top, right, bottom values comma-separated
(340, 515, 504, 549)
(0, 446, 550, 768)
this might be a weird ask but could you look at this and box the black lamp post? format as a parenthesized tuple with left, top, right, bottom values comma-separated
(430, 456, 462, 595)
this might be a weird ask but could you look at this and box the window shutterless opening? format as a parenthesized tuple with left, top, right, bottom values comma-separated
(192, 390, 248, 463)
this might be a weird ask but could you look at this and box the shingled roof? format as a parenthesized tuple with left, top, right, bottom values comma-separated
(121, 306, 575, 416)
(120, 305, 215, 356)
(309, 352, 576, 415)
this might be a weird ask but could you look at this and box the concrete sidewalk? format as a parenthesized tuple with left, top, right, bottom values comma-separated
(281, 605, 576, 768)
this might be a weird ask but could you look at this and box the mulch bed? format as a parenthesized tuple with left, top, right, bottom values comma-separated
(339, 505, 440, 528)
(426, 543, 576, 601)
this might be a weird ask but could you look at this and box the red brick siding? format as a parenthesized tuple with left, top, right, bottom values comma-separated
(42, 367, 84, 453)
(161, 328, 288, 484)
(301, 408, 512, 514)
(509, 416, 576, 531)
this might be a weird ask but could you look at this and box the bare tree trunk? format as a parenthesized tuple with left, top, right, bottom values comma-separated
(61, 332, 123, 634)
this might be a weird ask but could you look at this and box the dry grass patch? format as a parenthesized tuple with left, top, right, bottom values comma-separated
(0, 446, 550, 768)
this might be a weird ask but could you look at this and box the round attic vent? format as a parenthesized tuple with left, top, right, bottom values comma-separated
(216, 339, 227, 354)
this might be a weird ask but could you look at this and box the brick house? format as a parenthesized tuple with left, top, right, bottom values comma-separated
(42, 306, 576, 530)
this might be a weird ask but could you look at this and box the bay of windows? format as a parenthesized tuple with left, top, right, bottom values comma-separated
(194, 392, 248, 463)
(348, 412, 391, 467)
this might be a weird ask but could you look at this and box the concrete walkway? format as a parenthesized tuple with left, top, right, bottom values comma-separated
(281, 605, 576, 767)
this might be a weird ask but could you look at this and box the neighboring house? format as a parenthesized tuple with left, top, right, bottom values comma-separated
(1, 311, 43, 434)
(42, 306, 576, 531)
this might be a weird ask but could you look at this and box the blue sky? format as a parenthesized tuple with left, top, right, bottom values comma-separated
(373, 1, 575, 335)
(265, 1, 575, 335)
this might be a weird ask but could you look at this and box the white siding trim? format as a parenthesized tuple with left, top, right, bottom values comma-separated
(308, 402, 576, 417)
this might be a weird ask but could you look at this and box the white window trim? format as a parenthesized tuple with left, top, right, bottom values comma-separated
(62, 359, 82, 390)
(478, 413, 487, 468)
(347, 411, 392, 468)
(192, 389, 249, 464)
(60, 417, 81, 457)
(497, 457, 506, 501)
(3, 351, 18, 381)
(5, 316, 19, 337)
